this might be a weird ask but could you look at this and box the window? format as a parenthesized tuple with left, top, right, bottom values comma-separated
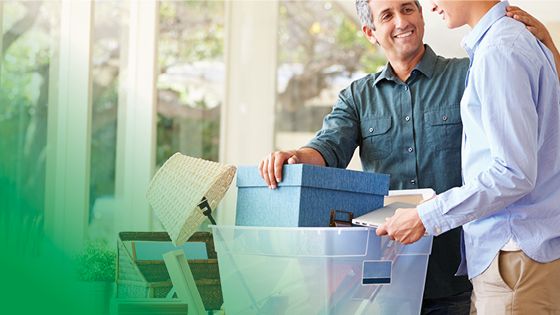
(88, 1, 128, 241)
(0, 1, 59, 227)
(156, 1, 225, 166)
(275, 0, 386, 158)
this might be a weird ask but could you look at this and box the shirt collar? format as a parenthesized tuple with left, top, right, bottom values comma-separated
(415, 45, 437, 79)
(461, 1, 508, 59)
(373, 44, 437, 86)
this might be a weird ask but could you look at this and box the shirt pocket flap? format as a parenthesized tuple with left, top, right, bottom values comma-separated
(424, 108, 461, 126)
(361, 117, 392, 137)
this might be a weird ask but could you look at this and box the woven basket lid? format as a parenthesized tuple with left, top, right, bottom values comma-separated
(147, 153, 236, 245)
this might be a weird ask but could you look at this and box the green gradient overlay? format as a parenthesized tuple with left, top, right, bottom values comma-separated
(0, 1, 225, 314)
(1, 227, 112, 315)
(0, 2, 114, 314)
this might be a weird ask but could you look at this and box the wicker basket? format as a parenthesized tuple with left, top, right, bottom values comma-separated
(115, 231, 222, 310)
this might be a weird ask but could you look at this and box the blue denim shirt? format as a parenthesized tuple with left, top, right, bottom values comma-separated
(306, 45, 471, 298)
(307, 46, 467, 195)
(418, 2, 560, 279)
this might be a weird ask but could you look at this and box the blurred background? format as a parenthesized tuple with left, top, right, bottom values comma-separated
(1, 0, 558, 253)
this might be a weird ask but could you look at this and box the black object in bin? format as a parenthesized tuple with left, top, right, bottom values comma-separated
(329, 209, 354, 227)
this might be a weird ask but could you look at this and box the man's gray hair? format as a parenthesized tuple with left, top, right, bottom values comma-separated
(355, 0, 421, 30)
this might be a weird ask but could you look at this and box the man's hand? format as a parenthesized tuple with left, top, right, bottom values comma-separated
(376, 207, 426, 244)
(506, 6, 551, 43)
(506, 6, 560, 82)
(258, 151, 300, 189)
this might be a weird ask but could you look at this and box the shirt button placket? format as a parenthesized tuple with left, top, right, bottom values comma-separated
(402, 82, 416, 191)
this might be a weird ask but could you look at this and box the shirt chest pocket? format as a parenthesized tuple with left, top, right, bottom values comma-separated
(360, 117, 393, 160)
(424, 108, 462, 150)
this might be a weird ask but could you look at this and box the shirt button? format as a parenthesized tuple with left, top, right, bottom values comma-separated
(405, 116, 410, 121)
(442, 115, 448, 121)
(435, 226, 442, 234)
(410, 179, 416, 185)
(404, 85, 409, 91)
(369, 127, 374, 133)
(408, 147, 414, 153)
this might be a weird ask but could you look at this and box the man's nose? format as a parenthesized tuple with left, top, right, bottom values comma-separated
(394, 13, 408, 28)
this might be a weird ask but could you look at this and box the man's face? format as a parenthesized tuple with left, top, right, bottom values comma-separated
(430, 1, 469, 29)
(365, 0, 425, 61)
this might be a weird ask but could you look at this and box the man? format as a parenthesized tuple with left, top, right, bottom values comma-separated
(259, 1, 556, 314)
(377, 1, 560, 314)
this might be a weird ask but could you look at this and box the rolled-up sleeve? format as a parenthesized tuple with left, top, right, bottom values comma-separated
(305, 86, 361, 168)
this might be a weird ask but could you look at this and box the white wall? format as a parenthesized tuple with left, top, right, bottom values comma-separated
(422, 0, 560, 58)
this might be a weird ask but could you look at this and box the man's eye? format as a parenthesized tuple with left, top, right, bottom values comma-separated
(381, 14, 392, 21)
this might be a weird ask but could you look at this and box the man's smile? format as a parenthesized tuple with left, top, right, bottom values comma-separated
(394, 29, 415, 39)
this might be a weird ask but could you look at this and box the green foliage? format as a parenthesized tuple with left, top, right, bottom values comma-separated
(159, 1, 225, 66)
(337, 16, 387, 72)
(336, 18, 361, 49)
(156, 107, 221, 166)
(0, 3, 50, 221)
(89, 77, 118, 208)
(277, 0, 386, 70)
(156, 1, 224, 165)
(360, 47, 388, 73)
(276, 0, 387, 132)
(75, 240, 116, 282)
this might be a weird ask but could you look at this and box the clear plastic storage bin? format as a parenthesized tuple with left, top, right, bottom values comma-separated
(211, 225, 432, 315)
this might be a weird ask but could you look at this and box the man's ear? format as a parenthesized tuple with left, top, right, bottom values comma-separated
(362, 24, 378, 45)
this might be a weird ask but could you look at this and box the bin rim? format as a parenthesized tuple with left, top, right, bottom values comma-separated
(209, 225, 371, 232)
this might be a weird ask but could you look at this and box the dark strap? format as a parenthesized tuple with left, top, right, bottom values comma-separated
(198, 197, 217, 225)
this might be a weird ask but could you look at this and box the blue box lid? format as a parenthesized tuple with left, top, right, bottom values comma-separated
(237, 164, 389, 195)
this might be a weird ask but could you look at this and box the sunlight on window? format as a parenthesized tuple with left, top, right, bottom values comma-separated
(156, 1, 225, 166)
(275, 0, 386, 151)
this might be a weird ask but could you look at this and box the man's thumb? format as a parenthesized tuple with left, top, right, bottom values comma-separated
(287, 155, 299, 164)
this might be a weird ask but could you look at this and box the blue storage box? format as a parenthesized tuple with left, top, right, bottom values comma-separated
(235, 164, 390, 227)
